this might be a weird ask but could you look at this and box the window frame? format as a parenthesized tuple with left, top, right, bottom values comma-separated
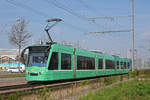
(120, 61, 124, 69)
(77, 56, 95, 70)
(48, 52, 59, 70)
(105, 60, 115, 69)
(98, 58, 103, 69)
(127, 62, 131, 69)
(124, 62, 127, 69)
(61, 53, 72, 70)
(116, 61, 120, 69)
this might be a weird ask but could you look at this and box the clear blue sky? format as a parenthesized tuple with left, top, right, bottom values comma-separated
(0, 0, 150, 58)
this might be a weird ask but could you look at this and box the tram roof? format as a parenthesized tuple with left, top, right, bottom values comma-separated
(26, 44, 131, 60)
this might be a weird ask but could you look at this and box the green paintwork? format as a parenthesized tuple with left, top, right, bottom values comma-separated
(25, 43, 131, 81)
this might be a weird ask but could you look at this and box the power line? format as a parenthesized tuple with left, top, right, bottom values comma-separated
(77, 0, 131, 32)
(5, 0, 50, 18)
(6, 0, 131, 37)
(84, 29, 131, 35)
(77, 0, 131, 21)
(5, 0, 89, 33)
(44, 0, 89, 21)
(77, 0, 104, 16)
(61, 21, 87, 32)
(88, 15, 131, 21)
(76, 0, 131, 32)
(44, 0, 103, 29)
(44, 0, 129, 32)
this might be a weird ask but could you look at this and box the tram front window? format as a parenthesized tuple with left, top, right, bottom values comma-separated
(28, 52, 49, 67)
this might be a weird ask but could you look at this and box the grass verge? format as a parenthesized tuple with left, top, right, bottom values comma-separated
(79, 79, 150, 100)
(0, 73, 25, 78)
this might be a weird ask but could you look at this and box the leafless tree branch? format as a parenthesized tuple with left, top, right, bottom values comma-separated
(8, 19, 32, 60)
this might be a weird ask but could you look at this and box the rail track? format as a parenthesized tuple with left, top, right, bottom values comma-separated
(0, 76, 103, 95)
(1, 74, 147, 100)
(0, 73, 130, 95)
(0, 73, 131, 100)
(0, 69, 149, 99)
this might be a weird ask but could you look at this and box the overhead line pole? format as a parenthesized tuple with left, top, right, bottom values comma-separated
(131, 0, 135, 71)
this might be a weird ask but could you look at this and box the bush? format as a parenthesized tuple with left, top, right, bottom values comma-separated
(136, 82, 150, 96)
(128, 73, 130, 79)
(34, 90, 39, 95)
(138, 69, 145, 76)
(128, 70, 137, 78)
(125, 81, 150, 99)
(99, 78, 105, 86)
(80, 80, 150, 100)
(104, 77, 113, 85)
(8, 94, 18, 100)
(81, 80, 90, 85)
(120, 75, 123, 81)
(0, 95, 4, 100)
(111, 76, 120, 83)
(16, 91, 22, 100)
(20, 91, 25, 97)
(39, 88, 51, 100)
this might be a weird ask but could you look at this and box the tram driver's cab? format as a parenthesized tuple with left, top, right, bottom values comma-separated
(22, 45, 50, 81)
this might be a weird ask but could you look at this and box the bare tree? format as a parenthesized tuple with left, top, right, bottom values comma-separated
(8, 19, 32, 59)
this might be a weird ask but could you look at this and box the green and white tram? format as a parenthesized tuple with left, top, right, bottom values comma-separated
(21, 18, 131, 82)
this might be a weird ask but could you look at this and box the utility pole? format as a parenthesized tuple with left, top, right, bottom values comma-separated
(131, 0, 135, 71)
(84, 1, 134, 71)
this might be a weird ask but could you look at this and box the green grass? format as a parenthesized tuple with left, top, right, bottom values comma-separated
(79, 79, 150, 100)
(0, 73, 25, 78)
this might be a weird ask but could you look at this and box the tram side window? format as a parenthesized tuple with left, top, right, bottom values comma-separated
(98, 59, 103, 69)
(106, 60, 115, 69)
(77, 56, 95, 70)
(48, 52, 58, 70)
(61, 53, 71, 70)
(117, 61, 120, 69)
(120, 62, 124, 69)
(124, 62, 127, 69)
(127, 62, 131, 69)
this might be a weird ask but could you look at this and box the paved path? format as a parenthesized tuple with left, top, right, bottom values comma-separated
(0, 77, 26, 86)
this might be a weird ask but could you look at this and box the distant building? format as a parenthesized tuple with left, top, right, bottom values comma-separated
(126, 49, 142, 69)
(126, 49, 137, 59)
(0, 49, 24, 70)
(0, 49, 19, 59)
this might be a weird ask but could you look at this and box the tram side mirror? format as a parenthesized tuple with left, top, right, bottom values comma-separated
(21, 47, 28, 65)
(19, 54, 27, 65)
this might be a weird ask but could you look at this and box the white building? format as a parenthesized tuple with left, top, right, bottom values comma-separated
(0, 49, 19, 59)
(126, 49, 137, 59)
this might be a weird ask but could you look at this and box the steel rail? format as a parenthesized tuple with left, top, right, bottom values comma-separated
(0, 73, 131, 97)
(0, 78, 100, 95)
